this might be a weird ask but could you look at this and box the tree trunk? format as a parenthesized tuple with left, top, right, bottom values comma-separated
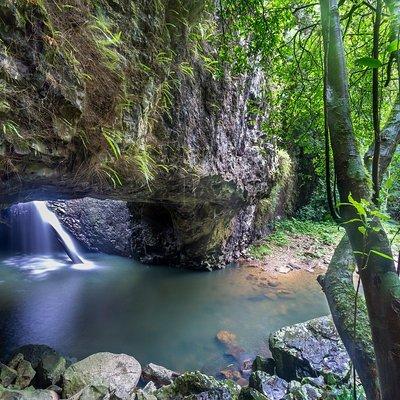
(319, 237, 380, 399)
(320, 0, 400, 397)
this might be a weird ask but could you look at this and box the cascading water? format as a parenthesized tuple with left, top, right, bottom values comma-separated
(32, 202, 84, 264)
(9, 201, 84, 264)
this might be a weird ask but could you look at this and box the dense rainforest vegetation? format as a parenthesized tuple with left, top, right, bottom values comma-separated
(1, 0, 400, 399)
(215, 0, 400, 398)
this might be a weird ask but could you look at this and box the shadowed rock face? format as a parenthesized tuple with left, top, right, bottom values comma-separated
(0, 0, 287, 268)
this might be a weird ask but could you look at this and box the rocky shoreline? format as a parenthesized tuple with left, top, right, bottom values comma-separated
(0, 317, 355, 400)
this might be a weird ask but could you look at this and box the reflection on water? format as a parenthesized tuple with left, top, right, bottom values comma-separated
(0, 253, 329, 374)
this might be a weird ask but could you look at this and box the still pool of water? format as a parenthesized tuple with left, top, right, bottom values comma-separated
(0, 252, 329, 374)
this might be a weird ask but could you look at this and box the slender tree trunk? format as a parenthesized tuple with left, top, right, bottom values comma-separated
(319, 237, 381, 399)
(320, 0, 400, 398)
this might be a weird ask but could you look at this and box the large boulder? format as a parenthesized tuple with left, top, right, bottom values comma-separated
(62, 352, 141, 399)
(269, 316, 351, 383)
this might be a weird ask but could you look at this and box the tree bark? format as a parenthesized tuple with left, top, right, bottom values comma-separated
(320, 0, 400, 398)
(319, 237, 380, 399)
(365, 95, 400, 177)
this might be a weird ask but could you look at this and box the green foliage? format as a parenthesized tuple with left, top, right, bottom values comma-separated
(218, 0, 400, 205)
(249, 218, 342, 259)
(90, 11, 122, 70)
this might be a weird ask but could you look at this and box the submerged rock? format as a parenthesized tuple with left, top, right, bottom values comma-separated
(269, 316, 351, 383)
(249, 371, 288, 399)
(63, 352, 141, 399)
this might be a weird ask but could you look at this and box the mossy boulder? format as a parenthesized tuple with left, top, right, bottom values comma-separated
(155, 371, 241, 399)
(62, 352, 141, 399)
(269, 316, 351, 384)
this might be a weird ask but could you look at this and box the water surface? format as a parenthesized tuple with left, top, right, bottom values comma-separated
(0, 252, 329, 374)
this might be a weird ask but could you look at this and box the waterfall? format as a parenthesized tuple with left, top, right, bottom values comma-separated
(32, 202, 84, 264)
(9, 201, 84, 264)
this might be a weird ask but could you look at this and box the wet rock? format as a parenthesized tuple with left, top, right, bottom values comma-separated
(287, 384, 322, 399)
(236, 378, 249, 387)
(0, 386, 58, 399)
(38, 353, 67, 387)
(46, 385, 62, 394)
(269, 316, 351, 383)
(216, 331, 247, 363)
(275, 266, 292, 274)
(49, 199, 133, 257)
(252, 356, 276, 375)
(8, 345, 61, 371)
(0, 362, 17, 387)
(249, 371, 288, 399)
(219, 369, 242, 381)
(68, 384, 110, 400)
(8, 345, 66, 388)
(14, 358, 36, 389)
(142, 363, 179, 386)
(155, 371, 240, 400)
(63, 352, 141, 399)
(301, 376, 325, 388)
(135, 381, 158, 400)
(238, 387, 269, 400)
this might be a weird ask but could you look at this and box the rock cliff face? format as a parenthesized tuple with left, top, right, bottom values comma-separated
(0, 0, 291, 268)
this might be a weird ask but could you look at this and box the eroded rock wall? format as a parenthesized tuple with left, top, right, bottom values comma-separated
(0, 0, 290, 268)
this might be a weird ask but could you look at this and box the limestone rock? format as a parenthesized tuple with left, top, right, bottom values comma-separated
(142, 363, 179, 386)
(14, 359, 36, 389)
(269, 316, 351, 383)
(68, 385, 111, 400)
(238, 387, 269, 400)
(38, 353, 67, 387)
(252, 356, 276, 375)
(155, 371, 240, 400)
(8, 345, 66, 388)
(249, 371, 288, 400)
(63, 352, 141, 399)
(0, 386, 58, 399)
(0, 362, 17, 387)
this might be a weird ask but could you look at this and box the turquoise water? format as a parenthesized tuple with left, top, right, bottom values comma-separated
(0, 252, 329, 374)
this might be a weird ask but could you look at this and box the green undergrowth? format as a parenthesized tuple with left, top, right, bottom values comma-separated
(248, 218, 343, 259)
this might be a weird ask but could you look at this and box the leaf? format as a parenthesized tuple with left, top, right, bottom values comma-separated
(358, 226, 367, 235)
(387, 40, 400, 53)
(355, 57, 383, 68)
(370, 250, 394, 261)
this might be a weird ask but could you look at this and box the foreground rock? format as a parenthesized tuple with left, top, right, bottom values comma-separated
(142, 363, 179, 387)
(154, 371, 241, 400)
(8, 344, 67, 388)
(0, 386, 58, 399)
(269, 316, 351, 383)
(63, 352, 141, 399)
(249, 372, 288, 399)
